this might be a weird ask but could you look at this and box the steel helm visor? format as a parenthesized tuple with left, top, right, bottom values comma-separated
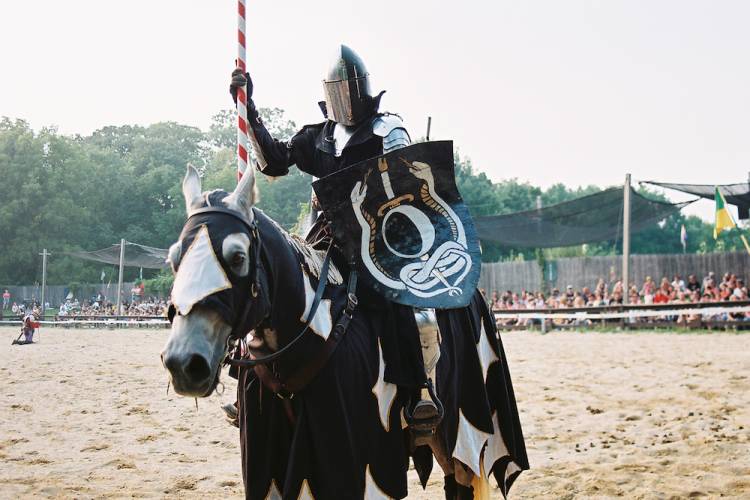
(323, 45, 373, 126)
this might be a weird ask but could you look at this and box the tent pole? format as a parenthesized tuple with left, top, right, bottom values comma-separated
(116, 239, 125, 314)
(39, 249, 48, 317)
(622, 174, 631, 304)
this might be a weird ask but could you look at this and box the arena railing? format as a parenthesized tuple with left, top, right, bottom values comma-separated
(493, 300, 750, 332)
(0, 314, 169, 328)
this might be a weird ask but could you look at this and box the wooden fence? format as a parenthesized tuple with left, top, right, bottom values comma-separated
(478, 260, 541, 294)
(4, 251, 749, 305)
(480, 251, 750, 293)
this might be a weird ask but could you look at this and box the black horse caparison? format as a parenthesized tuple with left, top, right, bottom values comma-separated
(161, 165, 528, 499)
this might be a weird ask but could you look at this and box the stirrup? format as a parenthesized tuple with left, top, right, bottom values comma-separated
(221, 403, 239, 428)
(404, 380, 444, 446)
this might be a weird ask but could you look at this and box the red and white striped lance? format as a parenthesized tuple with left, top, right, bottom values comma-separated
(236, 0, 249, 181)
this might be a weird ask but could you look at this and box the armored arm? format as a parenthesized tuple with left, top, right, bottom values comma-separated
(230, 70, 314, 177)
(245, 107, 294, 176)
(373, 114, 411, 153)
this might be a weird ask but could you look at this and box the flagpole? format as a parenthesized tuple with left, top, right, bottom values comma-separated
(740, 234, 750, 255)
(714, 186, 750, 255)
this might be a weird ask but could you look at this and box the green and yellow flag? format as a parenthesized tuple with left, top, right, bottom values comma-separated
(714, 186, 736, 239)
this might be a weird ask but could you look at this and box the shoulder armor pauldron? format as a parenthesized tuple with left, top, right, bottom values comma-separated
(374, 113, 411, 152)
(372, 113, 406, 138)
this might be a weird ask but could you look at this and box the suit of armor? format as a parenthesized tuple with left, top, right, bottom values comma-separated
(246, 109, 411, 179)
(231, 45, 442, 431)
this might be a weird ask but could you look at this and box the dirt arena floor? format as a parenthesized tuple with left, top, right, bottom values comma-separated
(1, 326, 748, 499)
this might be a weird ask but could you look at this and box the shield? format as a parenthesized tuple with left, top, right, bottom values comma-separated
(312, 141, 481, 308)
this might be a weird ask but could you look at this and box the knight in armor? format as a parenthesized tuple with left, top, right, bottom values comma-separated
(228, 45, 442, 434)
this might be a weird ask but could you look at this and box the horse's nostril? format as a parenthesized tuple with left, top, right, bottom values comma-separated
(184, 353, 211, 382)
(163, 353, 180, 374)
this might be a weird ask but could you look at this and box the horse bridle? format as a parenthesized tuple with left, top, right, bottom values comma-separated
(168, 205, 357, 371)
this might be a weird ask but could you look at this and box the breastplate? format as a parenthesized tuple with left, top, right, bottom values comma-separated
(333, 123, 357, 157)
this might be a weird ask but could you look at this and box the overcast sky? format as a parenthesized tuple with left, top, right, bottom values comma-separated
(2, 0, 749, 220)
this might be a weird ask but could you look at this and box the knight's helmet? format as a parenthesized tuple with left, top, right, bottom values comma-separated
(323, 45, 374, 126)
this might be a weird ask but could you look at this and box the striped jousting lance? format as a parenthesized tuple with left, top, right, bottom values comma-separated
(236, 0, 249, 181)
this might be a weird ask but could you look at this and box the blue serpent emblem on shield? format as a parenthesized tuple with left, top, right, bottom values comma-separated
(313, 141, 481, 308)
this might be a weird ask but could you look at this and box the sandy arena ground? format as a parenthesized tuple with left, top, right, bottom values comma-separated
(1, 326, 748, 499)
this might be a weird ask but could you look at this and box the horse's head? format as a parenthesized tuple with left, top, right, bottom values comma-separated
(161, 165, 267, 397)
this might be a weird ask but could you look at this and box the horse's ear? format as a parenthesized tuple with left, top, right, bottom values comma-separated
(183, 164, 202, 215)
(225, 167, 258, 218)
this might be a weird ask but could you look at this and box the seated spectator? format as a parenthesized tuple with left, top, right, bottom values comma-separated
(640, 276, 655, 303)
(704, 284, 719, 301)
(553, 295, 568, 326)
(728, 294, 745, 321)
(663, 278, 677, 301)
(671, 274, 685, 292)
(511, 293, 521, 308)
(734, 280, 747, 299)
(572, 293, 586, 308)
(703, 272, 716, 292)
(609, 290, 624, 305)
(595, 278, 607, 298)
(490, 290, 500, 311)
(722, 272, 732, 287)
(653, 288, 670, 304)
(686, 274, 701, 293)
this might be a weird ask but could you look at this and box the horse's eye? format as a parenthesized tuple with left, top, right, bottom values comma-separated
(231, 253, 246, 266)
(167, 241, 182, 274)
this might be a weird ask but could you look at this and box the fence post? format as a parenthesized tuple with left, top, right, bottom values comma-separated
(622, 174, 631, 304)
(116, 239, 125, 314)
(39, 249, 48, 317)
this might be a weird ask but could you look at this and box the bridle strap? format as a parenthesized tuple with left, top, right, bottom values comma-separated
(224, 242, 334, 368)
(184, 205, 264, 336)
(189, 206, 256, 231)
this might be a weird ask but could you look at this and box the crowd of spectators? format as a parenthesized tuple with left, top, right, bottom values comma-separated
(486, 271, 750, 327)
(2, 294, 168, 319)
(56, 296, 168, 318)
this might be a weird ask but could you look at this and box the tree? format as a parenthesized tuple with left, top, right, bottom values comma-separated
(0, 109, 733, 288)
(204, 108, 311, 230)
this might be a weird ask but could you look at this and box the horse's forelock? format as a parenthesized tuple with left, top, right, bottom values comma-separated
(202, 189, 230, 208)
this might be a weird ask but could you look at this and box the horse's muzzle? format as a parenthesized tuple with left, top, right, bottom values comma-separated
(162, 350, 217, 397)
